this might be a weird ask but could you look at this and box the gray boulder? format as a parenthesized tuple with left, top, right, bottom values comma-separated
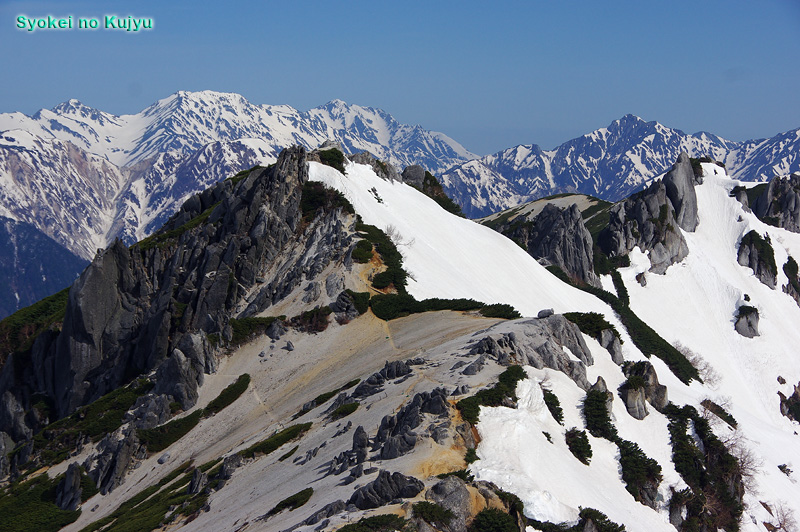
(351, 152, 400, 181)
(735, 306, 759, 337)
(622, 360, 668, 413)
(88, 428, 146, 495)
(348, 470, 424, 509)
(401, 165, 426, 189)
(425, 476, 472, 532)
(124, 394, 173, 429)
(599, 329, 623, 365)
(737, 232, 777, 288)
(663, 152, 700, 231)
(538, 308, 554, 319)
(619, 385, 648, 420)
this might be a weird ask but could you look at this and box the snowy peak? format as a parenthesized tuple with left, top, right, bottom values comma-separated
(443, 115, 800, 218)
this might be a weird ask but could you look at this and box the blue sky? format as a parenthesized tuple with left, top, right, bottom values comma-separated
(1, 0, 799, 155)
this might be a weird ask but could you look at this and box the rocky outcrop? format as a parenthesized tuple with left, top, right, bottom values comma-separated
(55, 462, 84, 511)
(351, 360, 413, 398)
(401, 165, 426, 189)
(737, 230, 777, 288)
(734, 306, 759, 337)
(422, 476, 472, 532)
(347, 470, 424, 510)
(188, 468, 208, 495)
(752, 173, 800, 232)
(0, 146, 357, 446)
(779, 382, 800, 422)
(598, 153, 699, 274)
(496, 203, 600, 287)
(124, 394, 173, 429)
(351, 152, 400, 182)
(598, 329, 624, 365)
(87, 428, 146, 495)
(470, 316, 594, 390)
(619, 384, 648, 420)
(374, 388, 449, 460)
(621, 361, 668, 414)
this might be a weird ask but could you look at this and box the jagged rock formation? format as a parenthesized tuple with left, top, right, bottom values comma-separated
(779, 382, 800, 422)
(351, 360, 413, 399)
(374, 388, 450, 459)
(737, 231, 777, 288)
(752, 173, 800, 232)
(401, 165, 425, 188)
(495, 203, 600, 287)
(424, 476, 472, 532)
(599, 329, 624, 365)
(86, 428, 147, 495)
(55, 462, 83, 511)
(598, 153, 700, 274)
(0, 145, 356, 461)
(470, 316, 594, 390)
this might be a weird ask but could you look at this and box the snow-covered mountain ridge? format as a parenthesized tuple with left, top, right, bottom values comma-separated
(0, 92, 475, 316)
(442, 115, 800, 217)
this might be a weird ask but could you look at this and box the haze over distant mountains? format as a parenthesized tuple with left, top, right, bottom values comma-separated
(0, 90, 798, 316)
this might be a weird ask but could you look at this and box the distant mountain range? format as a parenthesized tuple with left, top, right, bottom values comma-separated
(441, 114, 800, 217)
(0, 92, 798, 316)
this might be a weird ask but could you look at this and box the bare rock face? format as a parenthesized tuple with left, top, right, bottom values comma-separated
(424, 476, 472, 532)
(496, 203, 600, 288)
(87, 428, 146, 495)
(599, 153, 699, 274)
(752, 173, 800, 232)
(619, 385, 648, 420)
(401, 165, 426, 188)
(470, 316, 594, 390)
(598, 329, 623, 365)
(0, 146, 357, 445)
(188, 468, 208, 495)
(351, 152, 400, 181)
(55, 462, 84, 511)
(347, 470, 424, 510)
(734, 306, 760, 337)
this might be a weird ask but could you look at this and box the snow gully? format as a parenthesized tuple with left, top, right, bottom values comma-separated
(105, 15, 152, 31)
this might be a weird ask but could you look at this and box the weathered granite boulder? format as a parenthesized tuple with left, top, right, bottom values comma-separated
(622, 360, 668, 413)
(188, 468, 208, 494)
(401, 165, 426, 189)
(424, 476, 472, 532)
(734, 306, 760, 337)
(88, 428, 146, 495)
(737, 231, 777, 288)
(348, 470, 424, 509)
(599, 329, 624, 365)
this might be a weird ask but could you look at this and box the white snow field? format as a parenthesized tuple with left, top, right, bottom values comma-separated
(312, 158, 800, 531)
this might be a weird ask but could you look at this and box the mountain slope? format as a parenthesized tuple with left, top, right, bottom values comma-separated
(442, 115, 800, 217)
(2, 150, 800, 532)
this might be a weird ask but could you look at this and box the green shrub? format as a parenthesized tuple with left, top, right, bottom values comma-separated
(300, 181, 353, 222)
(413, 501, 455, 528)
(278, 446, 299, 462)
(542, 389, 564, 424)
(204, 374, 250, 416)
(583, 390, 618, 440)
(577, 508, 626, 532)
(0, 474, 80, 532)
(330, 402, 359, 419)
(700, 399, 737, 428)
(593, 247, 630, 275)
(542, 431, 553, 443)
(346, 290, 370, 315)
(465, 447, 479, 464)
(436, 469, 474, 482)
(457, 366, 527, 425)
(138, 201, 221, 251)
(479, 303, 522, 319)
(563, 312, 620, 341)
(468, 508, 518, 532)
(565, 428, 592, 464)
(266, 488, 313, 517)
(338, 514, 407, 532)
(611, 270, 629, 305)
(356, 223, 407, 292)
(290, 306, 332, 333)
(138, 410, 204, 453)
(352, 239, 374, 263)
(317, 147, 346, 174)
(620, 375, 646, 391)
(617, 438, 662, 501)
(239, 423, 312, 459)
(229, 316, 279, 346)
